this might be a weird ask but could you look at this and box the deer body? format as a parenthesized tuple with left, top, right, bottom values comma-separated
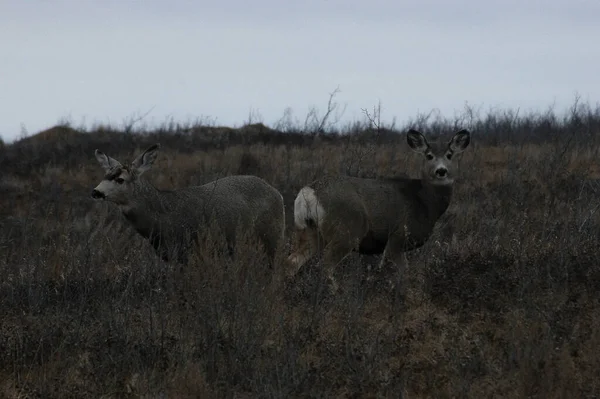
(92, 144, 285, 263)
(287, 129, 471, 292)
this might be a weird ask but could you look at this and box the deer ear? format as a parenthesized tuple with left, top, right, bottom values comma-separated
(406, 129, 429, 154)
(95, 149, 122, 171)
(448, 129, 471, 153)
(131, 144, 160, 175)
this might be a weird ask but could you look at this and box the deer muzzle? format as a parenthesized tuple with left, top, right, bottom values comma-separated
(91, 189, 105, 199)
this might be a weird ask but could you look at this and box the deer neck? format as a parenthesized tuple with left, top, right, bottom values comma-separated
(418, 182, 453, 223)
(120, 180, 169, 237)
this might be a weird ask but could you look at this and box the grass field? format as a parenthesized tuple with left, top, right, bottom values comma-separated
(1, 101, 600, 398)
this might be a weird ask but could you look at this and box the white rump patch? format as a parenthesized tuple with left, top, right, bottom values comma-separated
(293, 186, 325, 229)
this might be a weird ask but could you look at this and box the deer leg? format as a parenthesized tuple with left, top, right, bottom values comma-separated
(377, 247, 408, 272)
(321, 224, 365, 294)
(366, 245, 408, 282)
(385, 249, 408, 271)
(322, 239, 355, 294)
(320, 216, 367, 294)
(378, 239, 410, 295)
(286, 227, 319, 278)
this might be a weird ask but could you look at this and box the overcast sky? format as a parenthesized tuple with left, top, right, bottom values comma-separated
(1, 0, 598, 142)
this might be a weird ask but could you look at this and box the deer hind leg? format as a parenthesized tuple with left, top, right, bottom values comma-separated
(322, 239, 356, 294)
(286, 227, 319, 278)
(320, 223, 365, 294)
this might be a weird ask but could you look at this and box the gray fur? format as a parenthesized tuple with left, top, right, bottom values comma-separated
(287, 129, 471, 292)
(92, 144, 285, 263)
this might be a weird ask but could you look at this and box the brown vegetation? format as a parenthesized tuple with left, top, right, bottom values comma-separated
(1, 101, 600, 397)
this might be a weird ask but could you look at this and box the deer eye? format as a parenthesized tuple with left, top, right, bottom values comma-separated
(115, 177, 125, 184)
(426, 153, 434, 161)
(446, 153, 453, 160)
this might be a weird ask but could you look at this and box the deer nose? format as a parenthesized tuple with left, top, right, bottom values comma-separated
(435, 168, 448, 178)
(91, 189, 105, 199)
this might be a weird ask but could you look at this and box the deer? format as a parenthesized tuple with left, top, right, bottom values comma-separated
(91, 144, 285, 264)
(286, 128, 471, 293)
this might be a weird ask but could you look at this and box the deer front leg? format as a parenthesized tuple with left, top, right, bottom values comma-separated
(365, 239, 408, 283)
(376, 246, 408, 273)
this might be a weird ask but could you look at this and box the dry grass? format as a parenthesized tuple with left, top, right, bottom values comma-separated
(1, 104, 600, 398)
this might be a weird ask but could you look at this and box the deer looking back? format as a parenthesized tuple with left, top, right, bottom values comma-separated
(91, 144, 285, 263)
(287, 129, 471, 292)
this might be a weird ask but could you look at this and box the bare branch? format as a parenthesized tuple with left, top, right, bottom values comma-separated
(122, 106, 156, 134)
(306, 86, 344, 136)
(361, 100, 383, 132)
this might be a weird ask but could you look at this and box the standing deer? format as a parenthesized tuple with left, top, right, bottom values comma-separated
(91, 144, 285, 264)
(287, 129, 471, 292)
